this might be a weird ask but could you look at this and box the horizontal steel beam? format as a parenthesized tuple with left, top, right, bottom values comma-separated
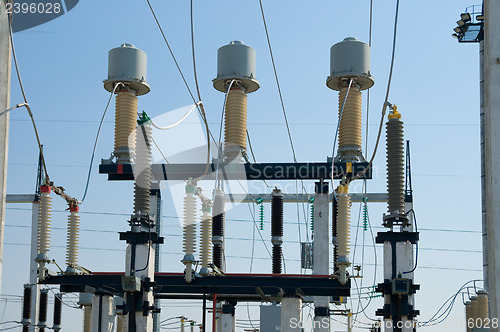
(42, 273, 351, 300)
(6, 194, 36, 203)
(99, 162, 372, 181)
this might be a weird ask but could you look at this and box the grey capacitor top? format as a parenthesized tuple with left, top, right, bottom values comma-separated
(327, 37, 374, 91)
(104, 43, 150, 95)
(213, 41, 260, 93)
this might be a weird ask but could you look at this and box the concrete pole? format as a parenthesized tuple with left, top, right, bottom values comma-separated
(0, 0, 12, 296)
(313, 181, 330, 332)
(281, 297, 302, 331)
(29, 201, 40, 332)
(91, 294, 115, 332)
(484, 1, 500, 329)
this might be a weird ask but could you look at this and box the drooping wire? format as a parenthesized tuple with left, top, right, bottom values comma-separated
(81, 83, 122, 202)
(257, 0, 309, 244)
(351, 0, 401, 181)
(7, 13, 48, 182)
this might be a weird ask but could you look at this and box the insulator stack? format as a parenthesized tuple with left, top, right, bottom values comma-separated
(66, 206, 80, 269)
(37, 186, 52, 256)
(114, 91, 137, 163)
(465, 301, 472, 332)
(182, 183, 197, 282)
(327, 37, 374, 162)
(336, 185, 351, 260)
(199, 203, 213, 275)
(212, 190, 225, 271)
(332, 196, 339, 273)
(224, 88, 248, 159)
(53, 294, 62, 331)
(104, 43, 150, 163)
(21, 284, 32, 332)
(38, 289, 48, 332)
(134, 122, 153, 215)
(477, 290, 489, 321)
(213, 40, 260, 161)
(271, 189, 283, 274)
(386, 110, 405, 215)
(338, 83, 362, 156)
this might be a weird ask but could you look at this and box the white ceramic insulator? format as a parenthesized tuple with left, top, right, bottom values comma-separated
(200, 210, 212, 270)
(338, 86, 362, 150)
(66, 211, 80, 266)
(37, 192, 52, 254)
(386, 117, 405, 214)
(336, 192, 351, 259)
(224, 89, 248, 152)
(183, 193, 197, 256)
(114, 91, 137, 157)
(134, 124, 152, 214)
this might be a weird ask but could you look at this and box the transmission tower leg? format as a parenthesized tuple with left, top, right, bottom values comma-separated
(313, 181, 330, 332)
(281, 296, 302, 331)
(91, 294, 115, 332)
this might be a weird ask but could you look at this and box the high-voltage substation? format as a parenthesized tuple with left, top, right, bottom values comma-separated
(29, 36, 422, 332)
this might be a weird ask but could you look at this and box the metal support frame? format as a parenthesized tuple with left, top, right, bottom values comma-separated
(43, 273, 350, 300)
(313, 181, 330, 332)
(150, 187, 161, 332)
(99, 161, 372, 181)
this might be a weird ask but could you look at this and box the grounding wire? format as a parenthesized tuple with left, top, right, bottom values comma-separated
(81, 82, 122, 202)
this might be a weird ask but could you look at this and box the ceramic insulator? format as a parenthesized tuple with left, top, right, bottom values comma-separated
(183, 193, 197, 256)
(114, 91, 137, 162)
(134, 124, 152, 214)
(65, 207, 80, 267)
(338, 85, 362, 151)
(336, 186, 351, 259)
(386, 115, 405, 214)
(37, 187, 52, 255)
(200, 207, 212, 271)
(224, 88, 247, 155)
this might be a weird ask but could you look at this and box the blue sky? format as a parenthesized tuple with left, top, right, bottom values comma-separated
(2, 0, 484, 331)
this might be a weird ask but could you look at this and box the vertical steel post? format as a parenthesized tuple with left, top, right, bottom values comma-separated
(313, 181, 330, 332)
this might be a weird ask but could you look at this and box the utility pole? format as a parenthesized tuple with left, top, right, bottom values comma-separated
(483, 0, 500, 328)
(0, 0, 12, 294)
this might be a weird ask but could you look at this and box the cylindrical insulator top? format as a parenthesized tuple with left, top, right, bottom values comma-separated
(327, 37, 374, 91)
(271, 189, 283, 237)
(104, 43, 150, 96)
(70, 206, 79, 213)
(40, 185, 51, 194)
(213, 41, 260, 93)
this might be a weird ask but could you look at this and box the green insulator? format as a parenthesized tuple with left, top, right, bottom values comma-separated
(362, 197, 368, 231)
(309, 197, 315, 232)
(255, 198, 264, 230)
